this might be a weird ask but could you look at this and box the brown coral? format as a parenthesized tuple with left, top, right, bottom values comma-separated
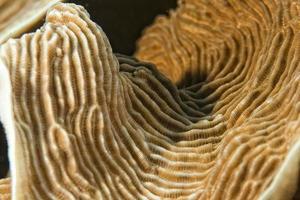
(0, 178, 11, 200)
(0, 0, 63, 44)
(136, 1, 300, 198)
(0, 1, 299, 200)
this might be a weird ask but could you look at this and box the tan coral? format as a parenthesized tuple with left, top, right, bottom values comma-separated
(0, 0, 63, 44)
(0, 178, 10, 200)
(135, 0, 300, 199)
(0, 1, 299, 200)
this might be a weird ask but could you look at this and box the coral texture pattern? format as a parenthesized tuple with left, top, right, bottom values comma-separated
(0, 178, 10, 200)
(0, 1, 299, 200)
(0, 0, 62, 44)
(136, 0, 300, 199)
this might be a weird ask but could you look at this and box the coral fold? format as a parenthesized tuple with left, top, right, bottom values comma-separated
(0, 0, 63, 44)
(0, 1, 299, 200)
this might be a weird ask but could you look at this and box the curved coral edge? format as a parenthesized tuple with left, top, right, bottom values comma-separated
(0, 1, 299, 199)
(0, 0, 63, 44)
(260, 135, 300, 200)
(0, 59, 18, 200)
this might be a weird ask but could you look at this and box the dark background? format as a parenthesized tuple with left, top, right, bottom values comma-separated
(0, 0, 177, 178)
(69, 0, 177, 55)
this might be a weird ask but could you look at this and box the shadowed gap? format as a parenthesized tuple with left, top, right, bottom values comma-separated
(0, 122, 8, 178)
(69, 0, 177, 55)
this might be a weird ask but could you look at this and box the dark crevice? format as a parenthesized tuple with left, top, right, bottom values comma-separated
(292, 166, 300, 200)
(25, 0, 178, 55)
(68, 0, 177, 55)
(177, 69, 209, 89)
(178, 72, 218, 116)
(0, 122, 9, 178)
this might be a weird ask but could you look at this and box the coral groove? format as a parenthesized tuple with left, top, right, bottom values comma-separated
(0, 1, 299, 200)
(0, 0, 62, 44)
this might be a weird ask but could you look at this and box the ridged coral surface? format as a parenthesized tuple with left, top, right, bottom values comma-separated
(0, 178, 10, 200)
(0, 0, 62, 44)
(0, 1, 299, 200)
(136, 0, 300, 198)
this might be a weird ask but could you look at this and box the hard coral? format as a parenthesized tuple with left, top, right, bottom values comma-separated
(0, 0, 62, 44)
(136, 0, 300, 199)
(0, 1, 299, 200)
